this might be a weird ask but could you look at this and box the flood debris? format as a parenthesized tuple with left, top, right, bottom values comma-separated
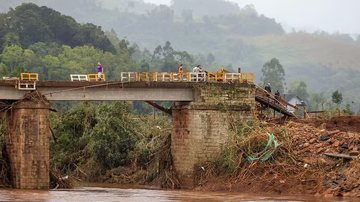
(50, 168, 73, 189)
(195, 116, 360, 197)
(323, 153, 358, 160)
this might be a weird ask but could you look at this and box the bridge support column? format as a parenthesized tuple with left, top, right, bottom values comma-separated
(171, 84, 255, 188)
(5, 93, 50, 189)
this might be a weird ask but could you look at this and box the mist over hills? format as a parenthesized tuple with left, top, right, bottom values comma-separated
(1, 0, 360, 109)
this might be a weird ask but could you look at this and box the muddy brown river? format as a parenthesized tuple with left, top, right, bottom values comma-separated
(0, 187, 355, 201)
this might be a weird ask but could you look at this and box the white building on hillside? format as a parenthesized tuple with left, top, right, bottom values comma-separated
(283, 94, 306, 113)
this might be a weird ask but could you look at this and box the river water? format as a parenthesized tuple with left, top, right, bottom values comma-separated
(0, 187, 355, 202)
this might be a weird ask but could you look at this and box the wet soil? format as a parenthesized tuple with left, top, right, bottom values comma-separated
(196, 116, 360, 198)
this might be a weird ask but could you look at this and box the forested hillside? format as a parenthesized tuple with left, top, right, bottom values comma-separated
(0, 3, 114, 52)
(0, 3, 195, 82)
(1, 0, 360, 111)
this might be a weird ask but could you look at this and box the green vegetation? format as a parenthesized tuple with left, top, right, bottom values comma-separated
(261, 58, 285, 93)
(0, 4, 198, 81)
(50, 102, 171, 182)
(343, 103, 354, 115)
(142, 41, 193, 72)
(0, 0, 284, 69)
(310, 92, 327, 111)
(0, 3, 115, 53)
(0, 44, 134, 79)
(332, 90, 343, 106)
(289, 81, 309, 102)
(332, 90, 343, 115)
(207, 120, 292, 178)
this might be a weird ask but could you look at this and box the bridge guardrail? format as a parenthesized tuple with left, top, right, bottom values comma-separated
(121, 72, 136, 82)
(70, 74, 88, 81)
(120, 72, 254, 83)
(20, 73, 39, 81)
(241, 72, 255, 83)
(88, 74, 106, 81)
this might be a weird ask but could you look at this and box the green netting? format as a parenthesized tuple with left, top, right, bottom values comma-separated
(247, 132, 280, 162)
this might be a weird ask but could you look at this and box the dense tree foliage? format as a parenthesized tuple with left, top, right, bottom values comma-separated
(0, 0, 284, 70)
(261, 58, 285, 93)
(0, 42, 195, 83)
(332, 90, 343, 115)
(150, 41, 194, 72)
(0, 43, 135, 80)
(50, 102, 171, 176)
(50, 102, 134, 171)
(288, 80, 309, 102)
(332, 90, 343, 106)
(310, 92, 327, 111)
(0, 3, 115, 52)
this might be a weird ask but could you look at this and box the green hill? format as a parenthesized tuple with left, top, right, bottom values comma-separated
(0, 3, 115, 52)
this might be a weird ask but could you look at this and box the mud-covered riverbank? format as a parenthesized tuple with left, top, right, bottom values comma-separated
(62, 116, 359, 198)
(193, 117, 360, 197)
(87, 116, 359, 198)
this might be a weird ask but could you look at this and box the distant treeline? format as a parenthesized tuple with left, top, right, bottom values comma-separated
(0, 3, 115, 53)
(0, 3, 201, 83)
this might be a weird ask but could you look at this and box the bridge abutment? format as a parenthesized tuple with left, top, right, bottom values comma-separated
(172, 83, 255, 188)
(5, 93, 50, 189)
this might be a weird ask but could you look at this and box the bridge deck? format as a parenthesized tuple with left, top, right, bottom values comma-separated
(0, 80, 251, 101)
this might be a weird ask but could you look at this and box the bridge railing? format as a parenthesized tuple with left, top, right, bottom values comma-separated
(20, 73, 39, 81)
(70, 74, 88, 81)
(189, 72, 207, 82)
(121, 72, 137, 82)
(88, 74, 106, 81)
(241, 72, 255, 83)
(120, 72, 254, 83)
(207, 72, 224, 82)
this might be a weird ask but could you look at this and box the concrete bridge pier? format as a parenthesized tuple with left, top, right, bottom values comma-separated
(5, 93, 50, 189)
(171, 84, 256, 188)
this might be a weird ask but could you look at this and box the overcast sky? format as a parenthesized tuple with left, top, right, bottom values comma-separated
(143, 0, 360, 34)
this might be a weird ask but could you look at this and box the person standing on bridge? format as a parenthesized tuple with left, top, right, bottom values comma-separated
(265, 83, 272, 93)
(193, 65, 200, 72)
(275, 90, 280, 99)
(178, 64, 184, 80)
(97, 62, 104, 81)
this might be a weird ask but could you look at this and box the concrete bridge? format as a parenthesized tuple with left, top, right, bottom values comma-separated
(0, 79, 257, 189)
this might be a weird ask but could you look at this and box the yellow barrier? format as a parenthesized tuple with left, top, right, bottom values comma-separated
(136, 72, 149, 81)
(119, 72, 254, 83)
(208, 72, 224, 82)
(185, 72, 190, 81)
(88, 74, 106, 81)
(243, 72, 255, 83)
(20, 73, 39, 81)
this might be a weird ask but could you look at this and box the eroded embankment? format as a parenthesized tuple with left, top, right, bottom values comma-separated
(194, 116, 359, 197)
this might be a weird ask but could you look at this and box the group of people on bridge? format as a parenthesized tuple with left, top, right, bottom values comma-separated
(96, 63, 206, 81)
(265, 82, 280, 99)
(177, 64, 204, 75)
